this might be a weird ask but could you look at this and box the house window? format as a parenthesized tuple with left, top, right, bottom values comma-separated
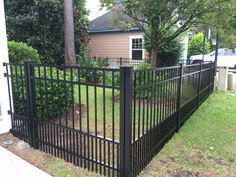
(130, 36, 145, 60)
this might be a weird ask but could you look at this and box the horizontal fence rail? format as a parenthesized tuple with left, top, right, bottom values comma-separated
(92, 57, 212, 69)
(3, 61, 215, 177)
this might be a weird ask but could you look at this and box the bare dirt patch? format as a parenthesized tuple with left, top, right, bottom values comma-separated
(51, 103, 85, 129)
(207, 156, 227, 166)
(159, 156, 175, 164)
(114, 95, 176, 109)
(167, 168, 203, 177)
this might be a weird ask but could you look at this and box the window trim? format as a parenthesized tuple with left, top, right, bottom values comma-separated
(129, 36, 145, 60)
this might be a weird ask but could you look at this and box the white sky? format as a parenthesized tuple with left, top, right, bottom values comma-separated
(86, 0, 108, 21)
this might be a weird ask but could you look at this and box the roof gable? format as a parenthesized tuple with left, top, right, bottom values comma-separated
(89, 10, 141, 33)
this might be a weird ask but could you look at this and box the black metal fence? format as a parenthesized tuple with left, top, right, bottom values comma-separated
(106, 58, 146, 68)
(130, 62, 215, 176)
(3, 61, 215, 177)
(103, 57, 207, 68)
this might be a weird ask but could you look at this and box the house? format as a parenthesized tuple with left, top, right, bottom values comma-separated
(0, 0, 12, 134)
(88, 10, 149, 65)
(88, 9, 190, 66)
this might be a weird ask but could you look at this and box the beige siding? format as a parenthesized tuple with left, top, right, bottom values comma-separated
(88, 32, 148, 59)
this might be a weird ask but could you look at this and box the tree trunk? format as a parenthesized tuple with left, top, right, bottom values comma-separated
(151, 30, 158, 68)
(151, 45, 158, 67)
(64, 0, 76, 65)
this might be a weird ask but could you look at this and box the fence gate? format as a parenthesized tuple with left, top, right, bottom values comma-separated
(4, 61, 121, 177)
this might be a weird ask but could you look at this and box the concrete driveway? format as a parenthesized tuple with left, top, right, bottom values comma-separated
(0, 146, 52, 177)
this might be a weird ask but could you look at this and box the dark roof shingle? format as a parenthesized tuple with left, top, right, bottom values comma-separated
(89, 10, 141, 33)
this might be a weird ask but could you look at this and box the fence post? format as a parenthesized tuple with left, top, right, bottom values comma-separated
(218, 67, 228, 91)
(120, 57, 123, 66)
(197, 62, 202, 108)
(176, 64, 183, 132)
(120, 66, 133, 177)
(24, 61, 39, 149)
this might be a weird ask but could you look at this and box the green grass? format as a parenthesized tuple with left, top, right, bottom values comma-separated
(73, 86, 120, 140)
(33, 152, 102, 177)
(73, 85, 175, 141)
(71, 82, 197, 141)
(139, 91, 236, 177)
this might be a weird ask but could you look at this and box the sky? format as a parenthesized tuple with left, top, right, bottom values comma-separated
(86, 0, 108, 21)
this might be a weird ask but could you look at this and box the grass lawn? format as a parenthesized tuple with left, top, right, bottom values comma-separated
(72, 83, 195, 141)
(73, 86, 120, 140)
(139, 91, 236, 177)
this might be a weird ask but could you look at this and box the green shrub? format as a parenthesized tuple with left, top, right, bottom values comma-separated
(137, 62, 152, 70)
(35, 67, 72, 119)
(78, 55, 109, 83)
(114, 72, 121, 87)
(95, 57, 109, 68)
(78, 54, 109, 68)
(157, 39, 182, 66)
(135, 62, 153, 98)
(136, 62, 152, 88)
(8, 41, 41, 64)
(144, 27, 183, 67)
(135, 62, 179, 100)
(188, 32, 211, 58)
(12, 66, 72, 119)
(78, 53, 95, 68)
(5, 0, 88, 64)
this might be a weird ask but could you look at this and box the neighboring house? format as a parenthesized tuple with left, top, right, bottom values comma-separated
(88, 10, 148, 63)
(88, 10, 190, 65)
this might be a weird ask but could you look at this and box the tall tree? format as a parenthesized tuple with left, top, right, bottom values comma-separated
(5, 0, 88, 65)
(64, 0, 76, 65)
(188, 0, 236, 48)
(215, 0, 236, 48)
(100, 0, 229, 67)
(74, 0, 89, 60)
